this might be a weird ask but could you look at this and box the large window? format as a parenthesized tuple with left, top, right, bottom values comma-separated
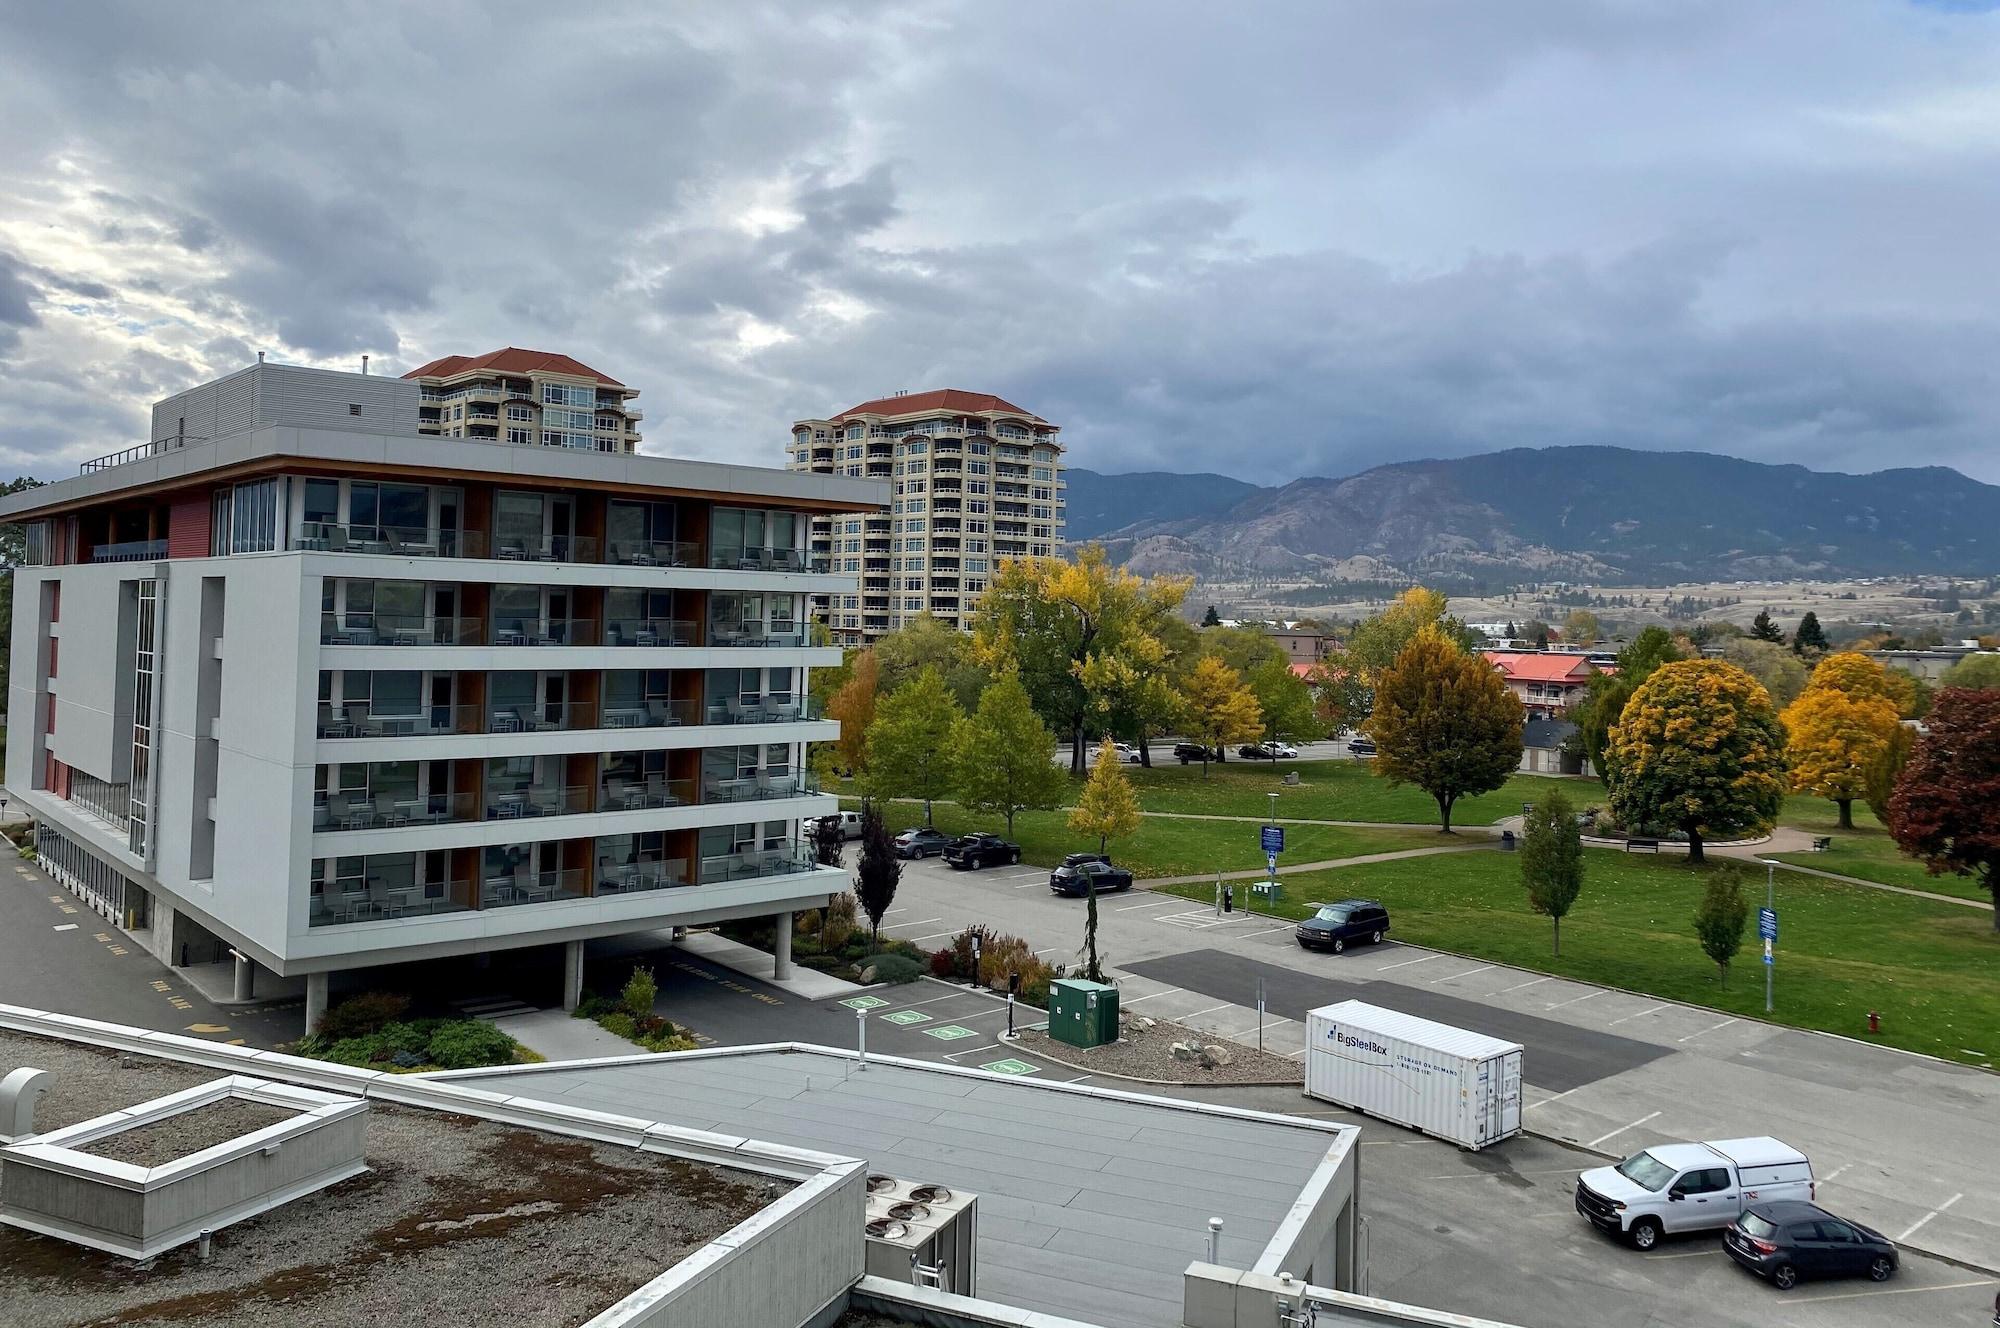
(211, 478, 280, 554)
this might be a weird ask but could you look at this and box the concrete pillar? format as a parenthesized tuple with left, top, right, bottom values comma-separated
(773, 910, 793, 981)
(147, 901, 178, 967)
(231, 951, 255, 1002)
(562, 940, 585, 1012)
(304, 972, 328, 1034)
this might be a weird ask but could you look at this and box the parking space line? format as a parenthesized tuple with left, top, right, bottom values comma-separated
(1529, 1085, 1581, 1107)
(1431, 964, 1495, 985)
(1423, 1166, 1587, 1181)
(1002, 871, 1041, 880)
(1033, 947, 1062, 957)
(1117, 898, 1184, 911)
(896, 992, 981, 1007)
(1497, 976, 1552, 994)
(1376, 954, 1441, 972)
(1822, 1164, 1850, 1183)
(907, 931, 960, 944)
(1644, 1249, 1722, 1260)
(882, 917, 943, 931)
(1119, 988, 1181, 1004)
(1898, 1192, 1962, 1241)
(942, 1043, 1003, 1060)
(1679, 1017, 1737, 1043)
(1181, 1002, 1236, 1020)
(1794, 1278, 1994, 1305)
(1607, 1003, 1671, 1026)
(1586, 1111, 1660, 1150)
(1012, 881, 1045, 889)
(1546, 991, 1601, 1010)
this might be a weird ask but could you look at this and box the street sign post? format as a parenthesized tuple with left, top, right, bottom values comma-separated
(1261, 825, 1285, 854)
(1759, 864, 1778, 1013)
(1758, 907, 1778, 941)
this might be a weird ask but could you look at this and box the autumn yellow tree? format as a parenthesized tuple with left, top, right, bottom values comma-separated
(1069, 739, 1143, 982)
(1782, 652, 1901, 829)
(1369, 625, 1524, 832)
(824, 649, 879, 776)
(1177, 656, 1265, 777)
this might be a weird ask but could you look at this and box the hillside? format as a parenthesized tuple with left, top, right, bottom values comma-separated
(1062, 468, 1264, 540)
(1084, 446, 2000, 581)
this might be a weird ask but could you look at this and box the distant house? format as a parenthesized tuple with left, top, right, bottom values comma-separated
(1521, 716, 1591, 777)
(1483, 651, 1598, 720)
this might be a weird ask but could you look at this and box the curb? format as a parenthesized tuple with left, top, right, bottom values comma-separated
(998, 1031, 1303, 1089)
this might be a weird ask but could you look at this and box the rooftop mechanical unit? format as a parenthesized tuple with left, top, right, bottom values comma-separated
(863, 1173, 978, 1296)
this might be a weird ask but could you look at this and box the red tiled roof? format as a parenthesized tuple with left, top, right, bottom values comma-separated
(403, 347, 625, 388)
(1289, 662, 1316, 678)
(1483, 652, 1595, 683)
(833, 389, 1046, 424)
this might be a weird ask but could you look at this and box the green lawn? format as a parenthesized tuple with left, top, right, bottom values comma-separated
(1771, 796, 1990, 904)
(844, 797, 1440, 879)
(1156, 848, 2000, 1068)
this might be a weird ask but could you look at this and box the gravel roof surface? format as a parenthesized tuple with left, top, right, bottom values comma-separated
(0, 1030, 788, 1328)
(80, 1098, 298, 1168)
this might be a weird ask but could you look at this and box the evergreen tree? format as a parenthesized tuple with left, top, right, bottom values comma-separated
(1520, 788, 1584, 955)
(1201, 604, 1222, 627)
(1792, 611, 1829, 656)
(852, 801, 901, 943)
(1749, 609, 1786, 644)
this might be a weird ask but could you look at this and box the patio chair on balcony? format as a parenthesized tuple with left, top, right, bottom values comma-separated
(644, 775, 673, 807)
(646, 699, 677, 727)
(372, 792, 409, 827)
(516, 705, 556, 733)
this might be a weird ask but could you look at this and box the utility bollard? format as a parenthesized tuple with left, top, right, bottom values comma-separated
(856, 1007, 868, 1070)
(1868, 1010, 1880, 1034)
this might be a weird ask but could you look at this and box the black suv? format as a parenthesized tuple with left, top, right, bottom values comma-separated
(1173, 742, 1221, 764)
(943, 833, 1021, 870)
(1295, 898, 1391, 953)
(1725, 1201, 1897, 1289)
(1050, 857, 1133, 896)
(892, 827, 953, 859)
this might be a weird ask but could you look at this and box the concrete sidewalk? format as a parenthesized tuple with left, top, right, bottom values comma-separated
(676, 929, 862, 999)
(490, 1007, 638, 1062)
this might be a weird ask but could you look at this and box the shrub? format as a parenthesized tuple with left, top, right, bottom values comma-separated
(425, 1019, 517, 1070)
(882, 938, 925, 962)
(572, 992, 617, 1020)
(798, 908, 823, 937)
(791, 933, 824, 958)
(621, 965, 658, 1022)
(949, 925, 996, 980)
(601, 1011, 638, 1040)
(822, 893, 858, 951)
(929, 948, 956, 979)
(315, 991, 411, 1040)
(865, 953, 924, 985)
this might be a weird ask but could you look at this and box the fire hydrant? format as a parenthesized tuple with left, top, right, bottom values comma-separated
(1867, 1010, 1880, 1034)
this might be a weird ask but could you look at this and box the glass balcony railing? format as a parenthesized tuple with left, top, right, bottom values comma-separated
(491, 617, 595, 647)
(596, 857, 691, 895)
(603, 617, 697, 647)
(91, 539, 168, 564)
(321, 613, 486, 646)
(484, 784, 594, 821)
(298, 523, 486, 559)
(598, 775, 696, 812)
(701, 773, 819, 804)
(314, 791, 481, 831)
(699, 841, 815, 884)
(605, 538, 700, 569)
(709, 546, 807, 573)
(493, 534, 600, 564)
(321, 699, 736, 737)
(310, 885, 474, 927)
(598, 697, 699, 729)
(700, 696, 817, 725)
(479, 868, 592, 909)
(708, 624, 806, 649)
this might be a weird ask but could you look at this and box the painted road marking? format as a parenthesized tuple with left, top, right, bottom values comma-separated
(980, 1058, 1038, 1076)
(1118, 988, 1180, 1004)
(1643, 1249, 1723, 1260)
(883, 917, 943, 931)
(93, 932, 113, 942)
(1376, 954, 1441, 971)
(107, 946, 128, 956)
(1240, 925, 1293, 941)
(1793, 1278, 1994, 1305)
(925, 1025, 978, 1040)
(1822, 1164, 1851, 1183)
(167, 997, 193, 1010)
(51, 923, 78, 932)
(1898, 1192, 1963, 1241)
(1116, 898, 1183, 912)
(58, 905, 77, 914)
(907, 931, 959, 944)
(151, 980, 172, 992)
(1587, 1111, 1661, 1150)
(1180, 1002, 1237, 1020)
(1679, 1017, 1738, 1043)
(1498, 976, 1553, 993)
(1545, 991, 1601, 1010)
(1431, 964, 1495, 985)
(840, 996, 890, 1011)
(943, 1043, 1002, 1060)
(1530, 1086, 1582, 1107)
(881, 1010, 932, 1026)
(186, 1023, 231, 1034)
(1002, 871, 1041, 880)
(1608, 1003, 1671, 1026)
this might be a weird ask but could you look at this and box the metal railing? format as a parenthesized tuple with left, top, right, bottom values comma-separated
(700, 696, 817, 725)
(68, 773, 133, 831)
(596, 858, 690, 895)
(310, 884, 474, 927)
(708, 625, 807, 649)
(493, 533, 601, 564)
(298, 523, 486, 559)
(599, 775, 696, 811)
(314, 790, 481, 831)
(702, 773, 819, 804)
(603, 617, 697, 647)
(491, 617, 596, 647)
(320, 613, 487, 646)
(480, 868, 592, 909)
(709, 547, 807, 573)
(484, 784, 594, 821)
(598, 697, 699, 729)
(81, 437, 196, 474)
(90, 539, 168, 564)
(699, 841, 815, 884)
(605, 538, 700, 569)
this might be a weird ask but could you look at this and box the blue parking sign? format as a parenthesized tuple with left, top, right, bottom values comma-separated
(1261, 825, 1285, 854)
(1758, 907, 1778, 941)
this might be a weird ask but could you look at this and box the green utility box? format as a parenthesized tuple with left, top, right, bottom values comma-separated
(1049, 979, 1120, 1048)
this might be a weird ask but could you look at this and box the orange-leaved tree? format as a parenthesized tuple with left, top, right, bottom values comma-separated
(1781, 652, 1902, 829)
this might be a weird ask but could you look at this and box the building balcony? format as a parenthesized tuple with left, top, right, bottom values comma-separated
(298, 523, 487, 558)
(597, 776, 697, 812)
(87, 539, 168, 564)
(605, 538, 700, 569)
(703, 773, 818, 805)
(706, 623, 806, 649)
(313, 698, 826, 742)
(310, 885, 474, 928)
(700, 841, 814, 885)
(314, 790, 483, 832)
(603, 617, 700, 647)
(708, 546, 808, 574)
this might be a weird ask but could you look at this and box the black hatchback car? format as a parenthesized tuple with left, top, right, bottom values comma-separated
(1050, 857, 1133, 896)
(1724, 1201, 1897, 1289)
(943, 833, 1021, 870)
(1295, 899, 1391, 953)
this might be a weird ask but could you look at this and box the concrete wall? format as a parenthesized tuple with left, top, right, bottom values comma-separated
(1250, 1134, 1360, 1291)
(152, 363, 421, 446)
(1183, 1267, 1531, 1328)
(42, 564, 139, 784)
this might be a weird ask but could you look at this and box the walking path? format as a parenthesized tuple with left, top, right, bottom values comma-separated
(1742, 858, 1993, 910)
(1146, 841, 1492, 888)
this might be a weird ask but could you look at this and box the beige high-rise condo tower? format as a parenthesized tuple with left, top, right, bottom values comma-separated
(787, 389, 1065, 644)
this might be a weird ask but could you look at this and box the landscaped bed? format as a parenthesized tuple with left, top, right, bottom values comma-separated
(0, 1028, 787, 1328)
(1155, 847, 2000, 1067)
(1012, 1015, 1304, 1085)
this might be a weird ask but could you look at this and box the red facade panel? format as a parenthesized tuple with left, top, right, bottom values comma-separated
(167, 489, 212, 558)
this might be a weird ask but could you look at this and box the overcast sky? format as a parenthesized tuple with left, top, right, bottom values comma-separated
(2, 1, 1997, 484)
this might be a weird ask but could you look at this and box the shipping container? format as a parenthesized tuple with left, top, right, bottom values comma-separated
(1304, 1000, 1524, 1150)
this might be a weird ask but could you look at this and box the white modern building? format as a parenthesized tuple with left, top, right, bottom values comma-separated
(787, 390, 1065, 644)
(3, 357, 883, 1029)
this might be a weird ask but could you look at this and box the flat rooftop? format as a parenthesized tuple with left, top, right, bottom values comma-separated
(464, 1048, 1349, 1328)
(0, 1030, 787, 1328)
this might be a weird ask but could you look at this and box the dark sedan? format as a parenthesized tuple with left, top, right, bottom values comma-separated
(1724, 1202, 1897, 1290)
(943, 833, 1021, 870)
(893, 827, 953, 859)
(1049, 859, 1134, 897)
(1295, 898, 1391, 953)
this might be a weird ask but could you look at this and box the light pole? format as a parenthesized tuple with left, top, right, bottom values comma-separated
(1759, 859, 1776, 1015)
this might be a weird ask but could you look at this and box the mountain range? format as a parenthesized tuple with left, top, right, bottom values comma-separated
(1065, 446, 2000, 582)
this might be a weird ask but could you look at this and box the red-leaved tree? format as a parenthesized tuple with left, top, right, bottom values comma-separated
(1886, 688, 2000, 931)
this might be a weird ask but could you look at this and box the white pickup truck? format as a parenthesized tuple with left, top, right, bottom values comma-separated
(1575, 1137, 1814, 1250)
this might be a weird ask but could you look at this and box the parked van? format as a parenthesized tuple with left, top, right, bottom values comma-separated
(1576, 1137, 1814, 1250)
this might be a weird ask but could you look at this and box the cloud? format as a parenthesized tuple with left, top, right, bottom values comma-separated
(0, 0, 1998, 487)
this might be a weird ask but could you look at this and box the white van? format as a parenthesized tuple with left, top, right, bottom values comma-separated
(1576, 1137, 1814, 1250)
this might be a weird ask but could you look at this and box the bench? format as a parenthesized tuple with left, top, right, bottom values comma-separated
(1282, 771, 1301, 787)
(1625, 838, 1661, 854)
(1811, 836, 1832, 852)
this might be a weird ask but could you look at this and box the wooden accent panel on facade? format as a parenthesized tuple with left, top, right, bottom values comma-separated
(166, 488, 212, 558)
